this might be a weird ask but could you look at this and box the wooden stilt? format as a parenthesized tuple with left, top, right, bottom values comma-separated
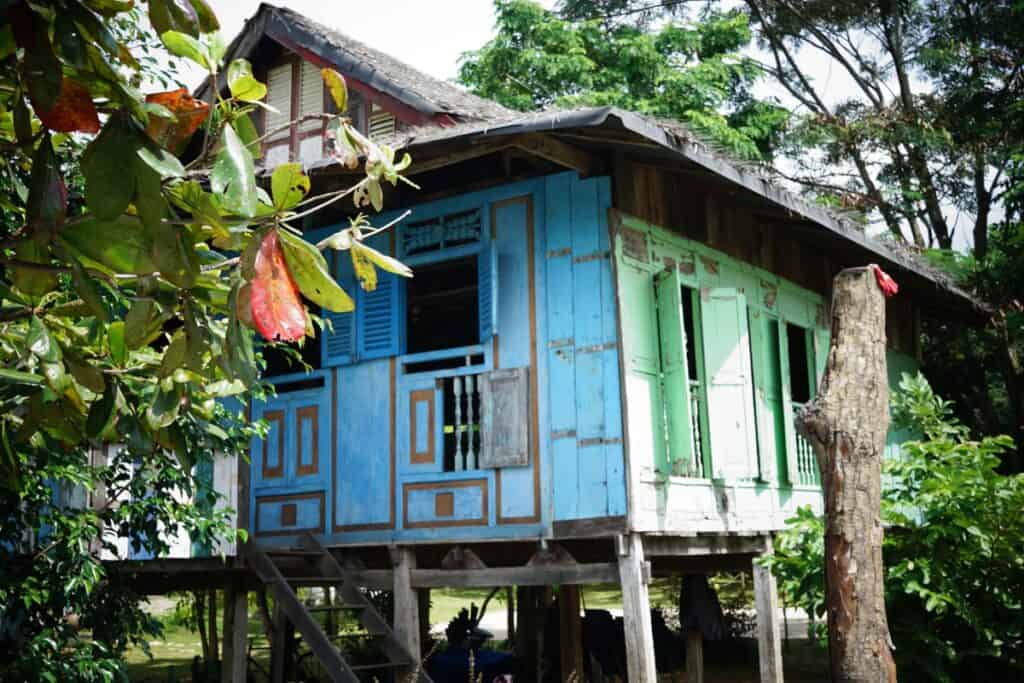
(515, 586, 537, 680)
(270, 602, 289, 683)
(617, 534, 656, 682)
(392, 546, 421, 676)
(418, 587, 431, 655)
(686, 630, 704, 683)
(506, 586, 516, 644)
(754, 538, 784, 683)
(559, 585, 584, 680)
(221, 582, 248, 683)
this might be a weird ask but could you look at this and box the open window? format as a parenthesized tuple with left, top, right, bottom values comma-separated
(786, 323, 814, 403)
(782, 322, 820, 486)
(406, 256, 479, 355)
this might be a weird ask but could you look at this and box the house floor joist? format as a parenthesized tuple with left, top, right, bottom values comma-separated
(109, 531, 784, 683)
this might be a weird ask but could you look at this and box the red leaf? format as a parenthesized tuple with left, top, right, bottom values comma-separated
(870, 263, 899, 298)
(35, 78, 100, 133)
(145, 88, 210, 155)
(249, 231, 307, 342)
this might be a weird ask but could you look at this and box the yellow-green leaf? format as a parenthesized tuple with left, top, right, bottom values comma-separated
(351, 240, 413, 278)
(270, 162, 310, 211)
(227, 59, 267, 102)
(321, 68, 347, 113)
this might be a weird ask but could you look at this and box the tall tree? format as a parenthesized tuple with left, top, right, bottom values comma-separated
(743, 0, 1023, 254)
(0, 1, 412, 679)
(459, 0, 789, 160)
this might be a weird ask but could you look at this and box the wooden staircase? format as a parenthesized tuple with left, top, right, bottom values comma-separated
(245, 534, 432, 683)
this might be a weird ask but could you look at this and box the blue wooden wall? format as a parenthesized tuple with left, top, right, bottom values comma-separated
(247, 172, 628, 545)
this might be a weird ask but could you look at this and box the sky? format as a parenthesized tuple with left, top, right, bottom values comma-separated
(185, 0, 553, 89)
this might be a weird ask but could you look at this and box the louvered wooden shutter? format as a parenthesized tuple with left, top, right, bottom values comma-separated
(265, 63, 292, 137)
(699, 288, 758, 480)
(356, 234, 403, 359)
(778, 322, 801, 485)
(368, 106, 396, 138)
(478, 242, 498, 342)
(655, 269, 696, 475)
(322, 250, 356, 366)
(298, 61, 323, 132)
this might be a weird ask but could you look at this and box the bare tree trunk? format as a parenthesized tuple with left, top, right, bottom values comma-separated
(797, 267, 897, 682)
(195, 590, 210, 662)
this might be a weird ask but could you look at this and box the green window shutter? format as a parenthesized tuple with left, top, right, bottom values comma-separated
(813, 326, 830, 393)
(614, 235, 667, 472)
(655, 269, 695, 476)
(748, 310, 783, 483)
(699, 287, 758, 480)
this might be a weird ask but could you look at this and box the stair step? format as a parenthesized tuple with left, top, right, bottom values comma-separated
(266, 549, 323, 557)
(349, 661, 406, 671)
(286, 576, 348, 584)
(305, 604, 367, 613)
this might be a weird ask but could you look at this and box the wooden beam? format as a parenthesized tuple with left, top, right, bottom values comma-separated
(391, 547, 420, 678)
(410, 560, 638, 588)
(643, 533, 769, 558)
(508, 133, 600, 176)
(754, 539, 784, 683)
(618, 534, 657, 682)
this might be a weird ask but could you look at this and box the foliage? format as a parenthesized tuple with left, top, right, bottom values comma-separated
(762, 373, 1024, 681)
(0, 1, 414, 680)
(743, 0, 1024, 253)
(458, 0, 789, 160)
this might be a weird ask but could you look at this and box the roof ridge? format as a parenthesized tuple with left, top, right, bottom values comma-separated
(261, 3, 512, 121)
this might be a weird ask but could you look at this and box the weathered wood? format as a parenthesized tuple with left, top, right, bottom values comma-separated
(392, 547, 420, 678)
(797, 266, 897, 682)
(551, 515, 628, 538)
(269, 601, 287, 683)
(221, 583, 248, 683)
(506, 586, 515, 644)
(418, 588, 431, 655)
(559, 585, 584, 681)
(508, 133, 600, 176)
(617, 534, 657, 682)
(644, 532, 768, 557)
(686, 630, 704, 683)
(411, 561, 636, 588)
(753, 540, 784, 683)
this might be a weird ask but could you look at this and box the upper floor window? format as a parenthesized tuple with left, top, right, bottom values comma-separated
(264, 60, 326, 167)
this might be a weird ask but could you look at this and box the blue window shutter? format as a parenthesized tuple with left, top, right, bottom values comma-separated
(322, 250, 356, 366)
(478, 241, 498, 342)
(357, 234, 404, 359)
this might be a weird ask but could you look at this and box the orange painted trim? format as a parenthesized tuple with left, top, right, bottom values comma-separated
(254, 491, 325, 537)
(409, 389, 436, 465)
(295, 405, 319, 476)
(261, 410, 285, 479)
(403, 479, 488, 529)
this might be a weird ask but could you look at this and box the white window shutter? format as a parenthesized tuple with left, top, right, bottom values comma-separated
(265, 63, 292, 137)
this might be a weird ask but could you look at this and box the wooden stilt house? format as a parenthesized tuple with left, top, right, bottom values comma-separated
(125, 5, 982, 682)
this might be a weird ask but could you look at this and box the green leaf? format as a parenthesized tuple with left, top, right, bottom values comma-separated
(225, 283, 256, 385)
(86, 382, 116, 438)
(159, 332, 188, 379)
(27, 135, 67, 233)
(64, 350, 105, 394)
(151, 223, 200, 288)
(210, 124, 257, 218)
(232, 113, 261, 159)
(136, 139, 185, 179)
(150, 0, 200, 39)
(60, 216, 158, 275)
(82, 115, 139, 220)
(107, 321, 127, 365)
(226, 59, 267, 102)
(12, 237, 58, 299)
(0, 369, 44, 386)
(27, 316, 61, 363)
(277, 230, 355, 313)
(68, 258, 110, 322)
(187, 0, 220, 33)
(321, 68, 348, 113)
(160, 30, 207, 68)
(270, 163, 310, 211)
(147, 384, 183, 430)
(124, 298, 167, 350)
(134, 161, 166, 231)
